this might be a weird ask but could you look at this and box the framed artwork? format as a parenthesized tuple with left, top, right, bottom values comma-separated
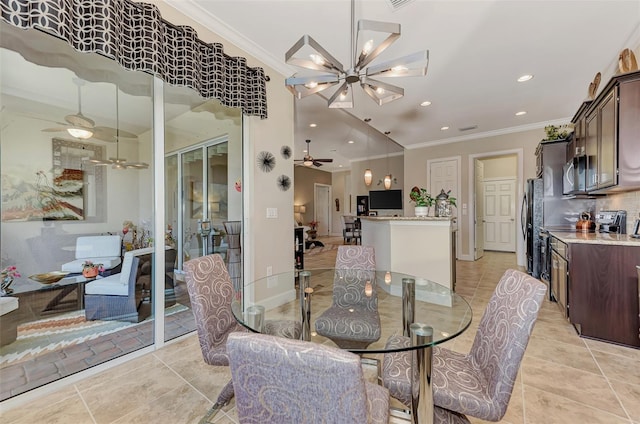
(1, 138, 104, 221)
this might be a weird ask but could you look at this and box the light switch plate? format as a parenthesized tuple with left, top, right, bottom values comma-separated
(266, 208, 278, 218)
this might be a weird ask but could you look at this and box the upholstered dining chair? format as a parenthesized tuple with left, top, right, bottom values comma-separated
(183, 254, 301, 423)
(227, 332, 390, 424)
(381, 269, 546, 422)
(315, 245, 381, 349)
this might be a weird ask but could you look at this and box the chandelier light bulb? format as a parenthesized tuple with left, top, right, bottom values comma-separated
(392, 65, 408, 74)
(339, 89, 349, 100)
(309, 54, 325, 65)
(376, 86, 385, 95)
(364, 168, 373, 186)
(362, 39, 374, 55)
(384, 174, 392, 189)
(305, 81, 318, 89)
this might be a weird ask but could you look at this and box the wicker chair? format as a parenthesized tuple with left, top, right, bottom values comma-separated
(381, 269, 546, 421)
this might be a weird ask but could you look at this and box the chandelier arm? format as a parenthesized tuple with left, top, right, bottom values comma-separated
(361, 77, 404, 106)
(285, 35, 345, 74)
(365, 50, 429, 77)
(285, 75, 340, 99)
(354, 20, 400, 70)
(327, 81, 354, 108)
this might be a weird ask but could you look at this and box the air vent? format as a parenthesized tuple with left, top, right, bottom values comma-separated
(459, 125, 478, 132)
(386, 0, 415, 11)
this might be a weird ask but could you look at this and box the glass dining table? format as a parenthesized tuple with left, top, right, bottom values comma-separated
(231, 268, 472, 424)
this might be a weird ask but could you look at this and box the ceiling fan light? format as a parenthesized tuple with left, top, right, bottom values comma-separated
(67, 127, 93, 139)
(364, 168, 373, 186)
(303, 160, 314, 167)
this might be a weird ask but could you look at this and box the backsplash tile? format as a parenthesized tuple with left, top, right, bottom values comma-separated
(596, 189, 640, 234)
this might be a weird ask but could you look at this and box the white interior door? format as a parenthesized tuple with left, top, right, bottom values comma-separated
(315, 184, 331, 236)
(428, 157, 460, 258)
(483, 179, 516, 252)
(474, 160, 485, 260)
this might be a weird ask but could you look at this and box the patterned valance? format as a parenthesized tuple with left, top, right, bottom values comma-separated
(0, 0, 268, 118)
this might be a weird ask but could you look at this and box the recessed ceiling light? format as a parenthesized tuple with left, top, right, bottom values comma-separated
(517, 74, 533, 82)
(515, 111, 527, 116)
(440, 126, 449, 131)
(339, 165, 343, 168)
(347, 140, 354, 144)
(420, 100, 432, 107)
(309, 123, 317, 127)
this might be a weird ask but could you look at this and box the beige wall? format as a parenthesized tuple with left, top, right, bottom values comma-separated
(293, 166, 332, 228)
(404, 128, 544, 260)
(331, 171, 349, 236)
(149, 1, 295, 279)
(481, 155, 517, 179)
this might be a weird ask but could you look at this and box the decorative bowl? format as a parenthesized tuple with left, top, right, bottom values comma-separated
(29, 271, 70, 284)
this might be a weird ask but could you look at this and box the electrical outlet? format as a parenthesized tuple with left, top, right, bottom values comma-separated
(267, 266, 273, 276)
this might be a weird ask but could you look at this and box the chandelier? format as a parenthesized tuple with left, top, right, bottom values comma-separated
(285, 0, 429, 108)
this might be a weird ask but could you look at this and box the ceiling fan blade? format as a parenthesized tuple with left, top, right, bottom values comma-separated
(312, 161, 323, 167)
(365, 50, 429, 78)
(65, 113, 95, 128)
(314, 158, 333, 162)
(92, 126, 137, 142)
(42, 127, 70, 132)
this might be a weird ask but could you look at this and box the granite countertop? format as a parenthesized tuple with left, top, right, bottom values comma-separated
(549, 231, 640, 246)
(360, 216, 455, 221)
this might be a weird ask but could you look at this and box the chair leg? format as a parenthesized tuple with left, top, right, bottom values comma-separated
(199, 379, 235, 424)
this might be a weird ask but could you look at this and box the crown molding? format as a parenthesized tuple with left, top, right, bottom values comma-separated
(405, 117, 571, 150)
(162, 0, 292, 76)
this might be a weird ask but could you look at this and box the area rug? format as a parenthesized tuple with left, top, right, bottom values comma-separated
(305, 243, 339, 256)
(0, 303, 188, 365)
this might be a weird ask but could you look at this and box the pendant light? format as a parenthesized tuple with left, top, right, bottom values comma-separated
(383, 131, 392, 190)
(363, 118, 372, 186)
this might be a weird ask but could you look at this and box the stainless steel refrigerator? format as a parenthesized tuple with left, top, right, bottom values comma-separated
(522, 141, 596, 278)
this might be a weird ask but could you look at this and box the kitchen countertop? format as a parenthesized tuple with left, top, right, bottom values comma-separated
(549, 231, 640, 246)
(360, 216, 454, 221)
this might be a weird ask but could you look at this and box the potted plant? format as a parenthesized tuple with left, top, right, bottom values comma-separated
(307, 220, 318, 239)
(82, 260, 104, 279)
(409, 187, 434, 217)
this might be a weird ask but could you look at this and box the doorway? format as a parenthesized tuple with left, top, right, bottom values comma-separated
(314, 183, 331, 237)
(469, 151, 524, 264)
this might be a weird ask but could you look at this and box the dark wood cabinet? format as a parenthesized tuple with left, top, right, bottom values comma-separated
(583, 71, 640, 194)
(568, 243, 640, 348)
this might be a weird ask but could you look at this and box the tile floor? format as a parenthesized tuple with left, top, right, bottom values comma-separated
(1, 236, 639, 424)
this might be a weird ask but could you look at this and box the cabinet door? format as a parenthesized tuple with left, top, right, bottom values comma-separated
(585, 111, 598, 191)
(598, 89, 617, 188)
(574, 117, 585, 156)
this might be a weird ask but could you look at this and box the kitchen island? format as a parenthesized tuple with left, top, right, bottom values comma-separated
(360, 217, 457, 291)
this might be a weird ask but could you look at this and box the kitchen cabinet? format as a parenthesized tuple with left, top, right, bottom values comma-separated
(568, 243, 640, 348)
(583, 71, 640, 193)
(585, 89, 616, 191)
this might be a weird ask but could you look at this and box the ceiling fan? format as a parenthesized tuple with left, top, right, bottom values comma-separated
(294, 139, 333, 167)
(84, 86, 148, 170)
(41, 78, 137, 142)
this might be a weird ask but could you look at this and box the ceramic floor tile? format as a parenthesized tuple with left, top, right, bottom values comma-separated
(521, 356, 627, 418)
(585, 338, 640, 362)
(609, 379, 640, 423)
(111, 381, 210, 424)
(522, 385, 631, 424)
(591, 350, 640, 387)
(525, 333, 601, 375)
(5, 396, 93, 424)
(0, 385, 81, 423)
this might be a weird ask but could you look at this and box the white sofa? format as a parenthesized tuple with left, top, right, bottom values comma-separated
(61, 235, 122, 273)
(0, 296, 19, 346)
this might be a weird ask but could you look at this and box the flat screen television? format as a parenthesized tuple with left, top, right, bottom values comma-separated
(368, 189, 403, 210)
